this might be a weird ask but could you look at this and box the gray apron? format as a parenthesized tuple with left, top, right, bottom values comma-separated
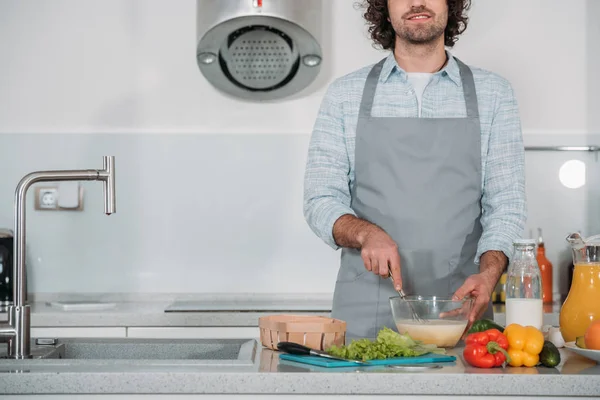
(331, 56, 493, 342)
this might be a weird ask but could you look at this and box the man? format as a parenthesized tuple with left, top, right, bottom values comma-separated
(303, 0, 526, 341)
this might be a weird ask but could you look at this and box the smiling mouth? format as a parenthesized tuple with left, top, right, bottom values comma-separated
(407, 14, 432, 21)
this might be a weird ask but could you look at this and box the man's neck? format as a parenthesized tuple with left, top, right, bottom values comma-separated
(393, 38, 447, 73)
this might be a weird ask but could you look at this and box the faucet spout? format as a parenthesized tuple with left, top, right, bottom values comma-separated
(100, 156, 116, 215)
(0, 156, 116, 359)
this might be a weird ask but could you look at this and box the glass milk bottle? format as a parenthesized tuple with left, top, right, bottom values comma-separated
(505, 239, 543, 330)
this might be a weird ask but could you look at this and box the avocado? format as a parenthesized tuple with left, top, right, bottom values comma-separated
(539, 340, 561, 368)
(467, 319, 505, 334)
(576, 336, 586, 349)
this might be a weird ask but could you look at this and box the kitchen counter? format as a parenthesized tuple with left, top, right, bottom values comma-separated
(0, 294, 588, 398)
(0, 341, 599, 397)
(0, 293, 561, 328)
(0, 293, 333, 327)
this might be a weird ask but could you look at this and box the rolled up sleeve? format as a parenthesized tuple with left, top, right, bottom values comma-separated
(303, 81, 355, 250)
(476, 81, 527, 264)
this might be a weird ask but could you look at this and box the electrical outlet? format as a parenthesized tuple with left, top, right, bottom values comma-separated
(35, 187, 58, 210)
(34, 185, 84, 211)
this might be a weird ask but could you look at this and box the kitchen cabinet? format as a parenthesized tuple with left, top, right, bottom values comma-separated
(126, 326, 260, 339)
(31, 327, 127, 338)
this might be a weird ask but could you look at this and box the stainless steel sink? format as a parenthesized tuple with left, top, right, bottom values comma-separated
(0, 338, 258, 367)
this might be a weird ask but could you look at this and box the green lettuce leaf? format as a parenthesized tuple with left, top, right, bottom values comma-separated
(326, 327, 446, 361)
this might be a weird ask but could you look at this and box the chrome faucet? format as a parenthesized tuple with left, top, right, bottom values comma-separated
(0, 156, 116, 358)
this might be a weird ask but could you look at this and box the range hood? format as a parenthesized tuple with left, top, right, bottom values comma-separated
(195, 0, 323, 101)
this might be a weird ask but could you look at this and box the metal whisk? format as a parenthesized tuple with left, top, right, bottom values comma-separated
(388, 266, 427, 323)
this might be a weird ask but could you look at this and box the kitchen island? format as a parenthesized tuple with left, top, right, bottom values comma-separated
(1, 339, 599, 398)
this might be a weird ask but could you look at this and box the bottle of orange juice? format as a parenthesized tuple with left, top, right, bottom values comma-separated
(560, 233, 600, 342)
(536, 228, 553, 304)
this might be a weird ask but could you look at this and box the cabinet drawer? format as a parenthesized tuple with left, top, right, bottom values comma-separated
(31, 327, 127, 338)
(126, 327, 260, 339)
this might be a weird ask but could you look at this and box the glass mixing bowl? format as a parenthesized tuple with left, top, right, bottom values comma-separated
(389, 295, 475, 348)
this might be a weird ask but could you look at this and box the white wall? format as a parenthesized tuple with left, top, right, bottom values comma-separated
(0, 0, 381, 134)
(0, 0, 593, 135)
(0, 0, 598, 297)
(588, 0, 600, 133)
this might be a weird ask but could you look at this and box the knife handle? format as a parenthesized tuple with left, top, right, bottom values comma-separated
(277, 341, 313, 355)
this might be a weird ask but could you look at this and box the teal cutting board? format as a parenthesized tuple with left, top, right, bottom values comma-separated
(279, 353, 456, 368)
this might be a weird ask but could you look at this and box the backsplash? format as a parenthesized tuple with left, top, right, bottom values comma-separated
(0, 133, 340, 294)
(0, 133, 599, 298)
(0, 0, 599, 297)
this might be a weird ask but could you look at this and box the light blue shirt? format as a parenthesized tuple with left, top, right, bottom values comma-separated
(303, 51, 527, 264)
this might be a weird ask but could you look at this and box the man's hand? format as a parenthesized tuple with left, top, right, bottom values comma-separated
(452, 271, 496, 323)
(360, 230, 402, 290)
(453, 250, 507, 332)
(333, 214, 402, 290)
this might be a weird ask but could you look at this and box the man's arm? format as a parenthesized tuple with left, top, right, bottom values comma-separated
(303, 80, 362, 249)
(332, 214, 380, 249)
(479, 250, 507, 288)
(477, 80, 527, 271)
(303, 81, 402, 286)
(454, 79, 526, 322)
(302, 80, 382, 249)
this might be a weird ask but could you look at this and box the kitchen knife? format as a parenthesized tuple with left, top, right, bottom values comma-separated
(277, 341, 367, 365)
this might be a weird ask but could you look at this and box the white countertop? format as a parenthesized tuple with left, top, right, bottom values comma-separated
(0, 293, 562, 328)
(0, 342, 598, 396)
(0, 293, 585, 397)
(1, 293, 333, 327)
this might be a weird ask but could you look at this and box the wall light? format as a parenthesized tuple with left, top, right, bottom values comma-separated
(559, 160, 586, 189)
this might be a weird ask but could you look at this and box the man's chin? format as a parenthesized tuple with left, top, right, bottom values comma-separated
(396, 26, 444, 45)
(403, 33, 443, 46)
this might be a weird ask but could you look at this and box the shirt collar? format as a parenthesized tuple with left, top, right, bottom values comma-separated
(379, 50, 462, 86)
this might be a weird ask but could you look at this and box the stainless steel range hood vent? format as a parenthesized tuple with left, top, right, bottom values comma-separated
(196, 0, 323, 101)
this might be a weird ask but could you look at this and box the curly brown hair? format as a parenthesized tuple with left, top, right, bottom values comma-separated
(360, 0, 471, 49)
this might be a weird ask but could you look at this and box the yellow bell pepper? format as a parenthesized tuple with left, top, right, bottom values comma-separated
(503, 324, 544, 367)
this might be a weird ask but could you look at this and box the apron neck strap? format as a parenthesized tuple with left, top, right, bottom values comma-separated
(358, 55, 480, 119)
(454, 57, 480, 119)
(358, 57, 387, 119)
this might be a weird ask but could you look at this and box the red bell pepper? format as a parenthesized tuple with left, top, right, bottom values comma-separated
(463, 329, 511, 368)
